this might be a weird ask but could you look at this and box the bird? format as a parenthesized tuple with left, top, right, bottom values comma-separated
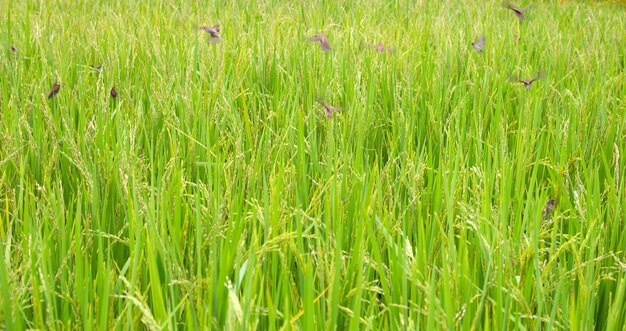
(10, 45, 18, 54)
(307, 34, 332, 52)
(110, 86, 118, 98)
(47, 82, 61, 99)
(91, 64, 102, 73)
(542, 199, 556, 218)
(471, 36, 486, 53)
(317, 99, 342, 118)
(509, 71, 545, 89)
(502, 1, 534, 21)
(366, 42, 394, 54)
(200, 24, 221, 43)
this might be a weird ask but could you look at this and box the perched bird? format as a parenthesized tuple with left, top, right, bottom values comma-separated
(366, 42, 394, 54)
(48, 82, 61, 99)
(10, 45, 18, 54)
(307, 34, 332, 52)
(317, 99, 342, 118)
(200, 24, 221, 43)
(542, 199, 556, 218)
(110, 86, 118, 98)
(471, 36, 486, 53)
(502, 1, 534, 21)
(509, 71, 545, 89)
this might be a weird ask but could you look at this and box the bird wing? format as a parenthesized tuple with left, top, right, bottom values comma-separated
(319, 39, 332, 51)
(308, 35, 331, 50)
(200, 25, 219, 36)
(384, 48, 394, 53)
(308, 35, 324, 42)
(475, 36, 486, 48)
(502, 1, 524, 15)
(508, 75, 523, 83)
(530, 71, 545, 82)
(501, 1, 514, 10)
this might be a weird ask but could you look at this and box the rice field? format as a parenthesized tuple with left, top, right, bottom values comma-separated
(1, 0, 626, 329)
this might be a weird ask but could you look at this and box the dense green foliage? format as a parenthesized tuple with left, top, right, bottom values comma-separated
(1, 0, 625, 329)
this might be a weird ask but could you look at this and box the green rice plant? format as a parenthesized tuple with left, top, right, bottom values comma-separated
(1, 0, 625, 329)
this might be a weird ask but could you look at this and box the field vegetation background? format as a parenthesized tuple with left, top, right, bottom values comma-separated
(1, 0, 625, 329)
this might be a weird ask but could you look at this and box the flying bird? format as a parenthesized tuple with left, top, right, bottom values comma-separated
(509, 71, 545, 89)
(317, 99, 342, 118)
(542, 199, 556, 218)
(307, 34, 332, 52)
(471, 36, 486, 53)
(366, 42, 394, 54)
(110, 86, 118, 98)
(200, 24, 221, 43)
(47, 82, 61, 99)
(10, 45, 18, 54)
(502, 1, 534, 21)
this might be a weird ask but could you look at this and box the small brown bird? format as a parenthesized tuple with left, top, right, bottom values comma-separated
(317, 99, 342, 118)
(307, 34, 332, 52)
(91, 64, 102, 73)
(200, 24, 221, 43)
(542, 199, 556, 218)
(502, 1, 534, 21)
(366, 42, 394, 54)
(47, 82, 61, 99)
(10, 45, 18, 54)
(471, 36, 486, 53)
(509, 71, 545, 89)
(110, 86, 118, 98)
